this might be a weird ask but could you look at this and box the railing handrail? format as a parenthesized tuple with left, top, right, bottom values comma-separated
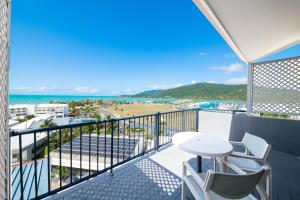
(10, 108, 204, 136)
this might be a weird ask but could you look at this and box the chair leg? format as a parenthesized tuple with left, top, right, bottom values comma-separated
(182, 180, 187, 200)
(266, 172, 272, 200)
(182, 163, 187, 200)
(213, 158, 216, 171)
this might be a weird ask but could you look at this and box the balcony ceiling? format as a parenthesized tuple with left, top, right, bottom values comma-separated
(193, 0, 300, 63)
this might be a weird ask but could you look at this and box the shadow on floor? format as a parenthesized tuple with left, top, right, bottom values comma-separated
(52, 155, 211, 200)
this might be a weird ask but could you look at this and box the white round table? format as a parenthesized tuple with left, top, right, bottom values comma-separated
(172, 131, 233, 173)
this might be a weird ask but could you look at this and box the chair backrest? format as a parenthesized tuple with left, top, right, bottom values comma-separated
(242, 132, 271, 159)
(206, 167, 269, 199)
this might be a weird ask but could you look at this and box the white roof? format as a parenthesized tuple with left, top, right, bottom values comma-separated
(193, 0, 300, 63)
(10, 115, 50, 131)
(9, 119, 19, 126)
(10, 115, 51, 150)
(36, 104, 68, 107)
(11, 132, 47, 151)
(9, 104, 35, 109)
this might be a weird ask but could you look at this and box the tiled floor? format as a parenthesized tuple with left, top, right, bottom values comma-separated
(47, 144, 211, 200)
(46, 144, 300, 200)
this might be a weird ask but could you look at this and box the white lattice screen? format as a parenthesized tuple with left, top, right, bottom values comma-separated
(250, 56, 300, 115)
(0, 0, 10, 199)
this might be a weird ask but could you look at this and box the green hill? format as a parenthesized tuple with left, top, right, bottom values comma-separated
(130, 83, 247, 101)
(133, 89, 162, 96)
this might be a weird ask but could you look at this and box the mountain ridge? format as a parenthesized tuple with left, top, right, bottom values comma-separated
(125, 82, 247, 101)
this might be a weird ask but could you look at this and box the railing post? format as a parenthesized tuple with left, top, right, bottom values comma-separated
(155, 112, 160, 150)
(247, 63, 254, 115)
(110, 120, 114, 175)
(182, 111, 185, 131)
(195, 109, 199, 131)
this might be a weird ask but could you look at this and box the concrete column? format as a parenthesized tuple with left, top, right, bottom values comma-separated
(247, 63, 253, 115)
(0, 0, 11, 199)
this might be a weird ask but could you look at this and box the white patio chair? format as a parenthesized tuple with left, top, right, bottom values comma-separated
(218, 132, 272, 197)
(182, 161, 270, 200)
(227, 133, 271, 167)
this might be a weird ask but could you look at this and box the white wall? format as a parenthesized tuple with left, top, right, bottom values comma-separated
(198, 111, 233, 141)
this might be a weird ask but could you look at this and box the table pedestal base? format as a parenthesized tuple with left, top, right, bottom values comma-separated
(197, 155, 202, 173)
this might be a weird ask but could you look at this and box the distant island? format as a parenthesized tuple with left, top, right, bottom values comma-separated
(125, 83, 247, 101)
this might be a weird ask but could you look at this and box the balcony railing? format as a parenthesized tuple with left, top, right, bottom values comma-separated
(10, 109, 200, 200)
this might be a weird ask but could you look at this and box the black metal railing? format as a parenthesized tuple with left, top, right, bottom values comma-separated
(10, 108, 200, 200)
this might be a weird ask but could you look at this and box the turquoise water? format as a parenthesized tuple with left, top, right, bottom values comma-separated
(198, 101, 245, 109)
(9, 94, 177, 105)
(9, 95, 246, 110)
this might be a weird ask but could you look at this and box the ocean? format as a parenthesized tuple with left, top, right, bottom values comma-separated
(9, 95, 246, 111)
(9, 94, 177, 105)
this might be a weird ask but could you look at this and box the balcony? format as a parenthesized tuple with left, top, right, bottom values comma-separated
(2, 0, 300, 199)
(10, 109, 300, 200)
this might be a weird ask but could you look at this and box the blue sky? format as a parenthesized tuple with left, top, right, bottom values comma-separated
(10, 0, 300, 95)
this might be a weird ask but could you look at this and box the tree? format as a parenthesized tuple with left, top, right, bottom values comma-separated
(51, 166, 69, 181)
(91, 113, 101, 120)
(94, 99, 103, 105)
(106, 114, 111, 120)
(82, 98, 91, 105)
(39, 119, 57, 128)
(42, 146, 48, 157)
(18, 114, 35, 123)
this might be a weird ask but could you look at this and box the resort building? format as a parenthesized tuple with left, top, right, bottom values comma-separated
(10, 115, 51, 131)
(10, 131, 48, 163)
(9, 104, 69, 119)
(9, 119, 19, 128)
(35, 104, 69, 117)
(9, 104, 35, 118)
(11, 159, 49, 200)
(10, 115, 51, 163)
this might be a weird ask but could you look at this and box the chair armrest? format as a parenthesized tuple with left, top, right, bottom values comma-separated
(231, 152, 264, 161)
(222, 159, 247, 175)
(183, 162, 206, 188)
(229, 141, 248, 154)
(229, 141, 244, 146)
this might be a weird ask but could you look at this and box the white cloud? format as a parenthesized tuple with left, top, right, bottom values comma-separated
(73, 86, 99, 94)
(207, 80, 215, 84)
(199, 52, 208, 56)
(11, 86, 57, 93)
(225, 77, 247, 84)
(210, 63, 244, 73)
(191, 80, 197, 84)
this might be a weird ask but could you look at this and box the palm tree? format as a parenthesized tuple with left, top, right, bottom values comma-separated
(39, 118, 57, 128)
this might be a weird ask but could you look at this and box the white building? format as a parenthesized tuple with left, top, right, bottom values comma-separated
(8, 119, 19, 127)
(35, 104, 69, 117)
(9, 104, 35, 118)
(10, 115, 51, 131)
(9, 103, 69, 118)
(10, 131, 48, 163)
